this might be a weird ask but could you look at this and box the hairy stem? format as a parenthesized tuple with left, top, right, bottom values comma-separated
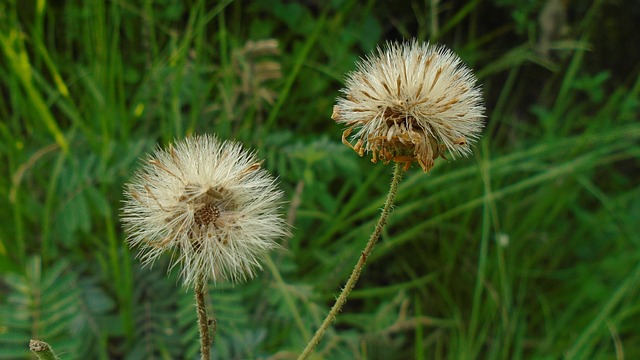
(298, 163, 405, 359)
(195, 276, 214, 359)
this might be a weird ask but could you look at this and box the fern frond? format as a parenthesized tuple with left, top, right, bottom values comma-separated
(0, 257, 82, 358)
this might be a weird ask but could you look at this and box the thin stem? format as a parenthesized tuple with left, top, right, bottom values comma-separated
(195, 276, 214, 359)
(298, 163, 405, 359)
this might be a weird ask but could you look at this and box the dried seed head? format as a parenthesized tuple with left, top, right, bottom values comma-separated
(121, 134, 290, 287)
(193, 203, 220, 227)
(333, 39, 485, 172)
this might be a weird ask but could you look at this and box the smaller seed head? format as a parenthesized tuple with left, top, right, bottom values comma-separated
(333, 39, 485, 172)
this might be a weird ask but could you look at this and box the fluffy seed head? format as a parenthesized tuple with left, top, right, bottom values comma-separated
(121, 134, 290, 287)
(332, 40, 485, 172)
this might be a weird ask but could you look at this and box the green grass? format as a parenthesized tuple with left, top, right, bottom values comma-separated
(1, 0, 639, 359)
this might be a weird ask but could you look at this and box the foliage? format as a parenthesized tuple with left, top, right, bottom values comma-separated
(1, 0, 639, 359)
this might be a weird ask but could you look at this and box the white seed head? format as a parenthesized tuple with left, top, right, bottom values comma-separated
(332, 39, 485, 172)
(121, 134, 290, 287)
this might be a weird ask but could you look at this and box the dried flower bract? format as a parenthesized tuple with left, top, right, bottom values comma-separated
(332, 40, 485, 172)
(121, 134, 289, 286)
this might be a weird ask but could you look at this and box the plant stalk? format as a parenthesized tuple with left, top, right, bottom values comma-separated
(298, 163, 405, 359)
(195, 276, 215, 359)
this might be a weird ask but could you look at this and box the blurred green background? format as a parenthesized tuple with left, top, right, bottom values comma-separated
(1, 0, 639, 359)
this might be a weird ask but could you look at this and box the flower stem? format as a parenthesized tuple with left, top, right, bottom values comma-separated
(298, 163, 405, 359)
(195, 276, 215, 359)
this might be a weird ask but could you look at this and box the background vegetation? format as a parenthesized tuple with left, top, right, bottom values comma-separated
(1, 0, 639, 359)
